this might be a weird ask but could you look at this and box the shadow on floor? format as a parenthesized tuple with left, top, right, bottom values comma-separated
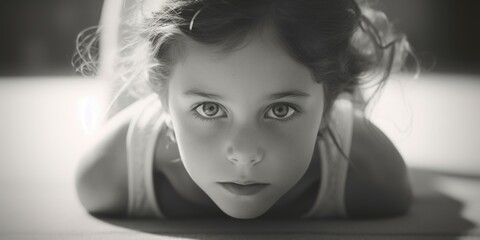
(97, 168, 477, 239)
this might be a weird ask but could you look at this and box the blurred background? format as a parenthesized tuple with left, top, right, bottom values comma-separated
(1, 0, 479, 76)
(0, 0, 102, 76)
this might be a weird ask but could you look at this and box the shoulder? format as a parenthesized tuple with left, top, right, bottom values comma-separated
(82, 95, 158, 166)
(344, 109, 413, 218)
(75, 96, 156, 216)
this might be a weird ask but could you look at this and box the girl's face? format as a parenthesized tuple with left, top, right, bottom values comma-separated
(165, 31, 325, 219)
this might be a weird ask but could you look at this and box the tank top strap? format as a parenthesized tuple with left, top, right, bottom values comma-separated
(302, 92, 354, 219)
(126, 94, 166, 218)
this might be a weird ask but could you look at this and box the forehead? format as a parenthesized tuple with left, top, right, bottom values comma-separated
(169, 30, 319, 100)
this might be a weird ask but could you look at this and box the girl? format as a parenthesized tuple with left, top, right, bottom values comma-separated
(76, 0, 415, 219)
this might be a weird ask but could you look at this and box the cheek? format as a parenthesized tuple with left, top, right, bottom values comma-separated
(267, 127, 315, 171)
(277, 107, 322, 148)
(262, 113, 322, 180)
(170, 109, 226, 171)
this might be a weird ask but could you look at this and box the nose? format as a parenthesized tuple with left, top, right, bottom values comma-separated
(226, 124, 265, 166)
(227, 147, 264, 166)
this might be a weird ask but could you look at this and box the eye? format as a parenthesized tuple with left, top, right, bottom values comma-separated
(192, 102, 226, 120)
(265, 103, 299, 121)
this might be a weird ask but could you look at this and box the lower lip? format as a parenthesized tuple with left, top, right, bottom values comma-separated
(218, 183, 270, 196)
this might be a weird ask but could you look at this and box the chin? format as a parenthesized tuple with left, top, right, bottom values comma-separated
(214, 198, 275, 219)
(221, 206, 269, 219)
(202, 184, 286, 219)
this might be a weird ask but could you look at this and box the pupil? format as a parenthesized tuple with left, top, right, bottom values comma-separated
(204, 103, 218, 116)
(274, 106, 287, 117)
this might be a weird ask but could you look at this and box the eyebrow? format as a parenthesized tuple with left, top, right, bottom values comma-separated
(268, 90, 310, 100)
(183, 89, 310, 101)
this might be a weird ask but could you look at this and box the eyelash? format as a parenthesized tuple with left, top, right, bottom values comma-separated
(190, 102, 302, 123)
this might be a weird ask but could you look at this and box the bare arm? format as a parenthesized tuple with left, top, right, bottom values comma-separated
(75, 103, 139, 217)
(345, 110, 413, 218)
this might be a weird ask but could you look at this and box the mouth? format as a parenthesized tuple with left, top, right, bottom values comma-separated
(217, 182, 270, 196)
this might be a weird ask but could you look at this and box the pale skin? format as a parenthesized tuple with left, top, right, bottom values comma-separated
(76, 29, 412, 219)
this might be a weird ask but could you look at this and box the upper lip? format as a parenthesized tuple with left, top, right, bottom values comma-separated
(218, 181, 270, 185)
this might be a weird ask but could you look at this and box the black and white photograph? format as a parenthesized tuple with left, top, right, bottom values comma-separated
(0, 0, 479, 239)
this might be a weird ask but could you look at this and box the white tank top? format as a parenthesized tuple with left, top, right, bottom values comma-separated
(126, 93, 354, 219)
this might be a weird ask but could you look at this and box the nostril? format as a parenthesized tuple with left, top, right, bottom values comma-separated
(226, 148, 265, 165)
(228, 157, 241, 165)
(228, 157, 261, 165)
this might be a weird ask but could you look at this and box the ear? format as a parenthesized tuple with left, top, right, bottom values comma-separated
(160, 106, 176, 143)
(158, 92, 171, 114)
(317, 109, 331, 137)
(317, 118, 329, 137)
(164, 115, 177, 143)
(158, 94, 175, 133)
(319, 118, 328, 130)
(164, 113, 174, 130)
